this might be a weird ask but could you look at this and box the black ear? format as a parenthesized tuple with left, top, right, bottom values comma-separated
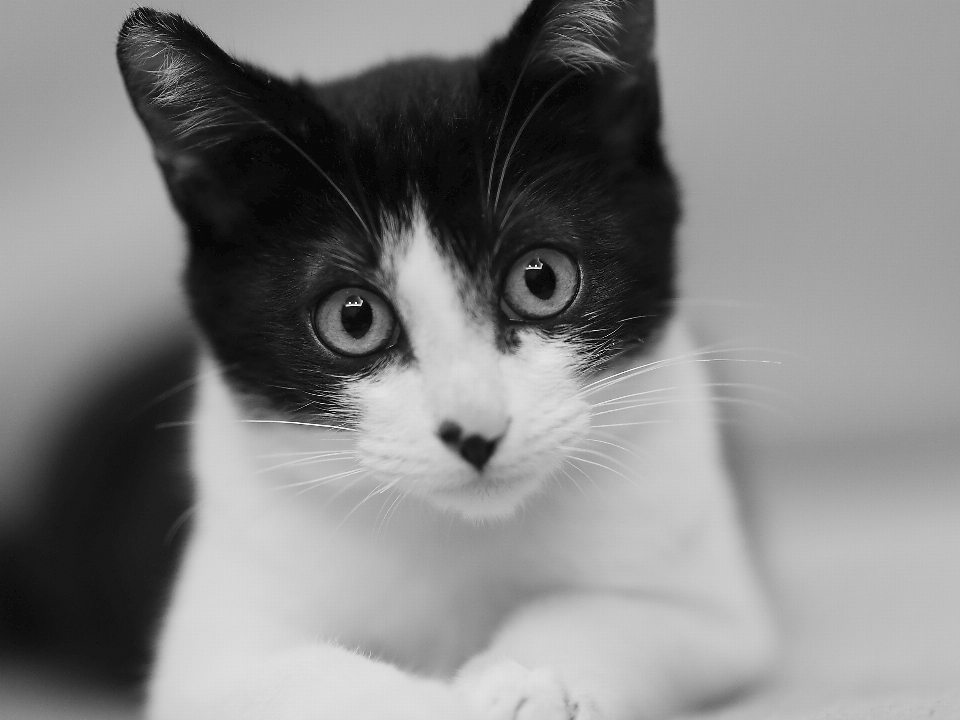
(116, 9, 332, 241)
(507, 0, 654, 75)
(481, 0, 663, 170)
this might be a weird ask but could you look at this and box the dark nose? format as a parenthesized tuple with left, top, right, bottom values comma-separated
(437, 421, 499, 471)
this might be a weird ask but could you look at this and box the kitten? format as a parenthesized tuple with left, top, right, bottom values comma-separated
(116, 1, 774, 718)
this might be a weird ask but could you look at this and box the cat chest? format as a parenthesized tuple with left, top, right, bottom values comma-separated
(301, 532, 532, 675)
(252, 483, 667, 673)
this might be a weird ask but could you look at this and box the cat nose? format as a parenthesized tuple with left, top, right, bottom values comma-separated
(437, 421, 500, 471)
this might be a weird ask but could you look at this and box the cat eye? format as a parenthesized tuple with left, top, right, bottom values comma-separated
(313, 288, 398, 357)
(501, 248, 579, 320)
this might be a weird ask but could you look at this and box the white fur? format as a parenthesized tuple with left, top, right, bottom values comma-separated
(147, 260, 775, 720)
(356, 217, 590, 520)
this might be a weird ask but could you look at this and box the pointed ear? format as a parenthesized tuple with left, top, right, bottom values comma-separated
(482, 0, 663, 167)
(513, 0, 654, 75)
(116, 9, 330, 241)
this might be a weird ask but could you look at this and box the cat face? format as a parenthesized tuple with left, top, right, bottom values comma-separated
(117, 0, 679, 519)
(330, 209, 592, 519)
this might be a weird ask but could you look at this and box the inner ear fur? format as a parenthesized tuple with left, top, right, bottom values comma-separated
(480, 0, 663, 176)
(116, 8, 339, 241)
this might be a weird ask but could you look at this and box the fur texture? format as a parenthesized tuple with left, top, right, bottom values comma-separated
(116, 1, 774, 718)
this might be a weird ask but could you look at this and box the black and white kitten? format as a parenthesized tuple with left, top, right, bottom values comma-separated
(117, 1, 773, 718)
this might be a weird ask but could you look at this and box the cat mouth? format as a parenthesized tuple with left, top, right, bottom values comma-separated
(466, 472, 511, 492)
(427, 468, 510, 501)
(440, 466, 540, 501)
(448, 471, 504, 494)
(424, 468, 546, 521)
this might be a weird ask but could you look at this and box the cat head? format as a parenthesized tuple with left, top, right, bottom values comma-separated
(117, 0, 679, 520)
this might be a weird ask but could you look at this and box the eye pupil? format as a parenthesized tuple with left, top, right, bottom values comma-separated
(524, 259, 556, 300)
(341, 295, 373, 338)
(501, 248, 578, 321)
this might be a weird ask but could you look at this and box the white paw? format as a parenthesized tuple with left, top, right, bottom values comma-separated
(456, 658, 600, 720)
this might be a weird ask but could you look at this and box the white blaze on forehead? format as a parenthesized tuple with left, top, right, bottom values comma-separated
(390, 216, 508, 440)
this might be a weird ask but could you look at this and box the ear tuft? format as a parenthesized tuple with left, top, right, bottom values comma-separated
(116, 9, 322, 239)
(116, 9, 257, 152)
(532, 0, 653, 74)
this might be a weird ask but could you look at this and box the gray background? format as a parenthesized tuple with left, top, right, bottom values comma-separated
(2, 2, 960, 717)
(2, 0, 959, 520)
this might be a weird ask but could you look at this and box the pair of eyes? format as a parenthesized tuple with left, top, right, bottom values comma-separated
(313, 248, 580, 357)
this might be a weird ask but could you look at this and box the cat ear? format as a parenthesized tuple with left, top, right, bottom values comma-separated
(482, 0, 662, 165)
(116, 9, 330, 240)
(510, 0, 654, 75)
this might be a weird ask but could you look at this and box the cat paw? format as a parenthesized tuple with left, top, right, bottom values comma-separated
(456, 658, 600, 720)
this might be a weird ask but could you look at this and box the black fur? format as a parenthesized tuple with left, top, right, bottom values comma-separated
(0, 1, 683, 685)
(0, 338, 195, 685)
(117, 0, 679, 420)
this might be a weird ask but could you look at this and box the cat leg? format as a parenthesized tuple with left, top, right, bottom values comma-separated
(455, 592, 773, 720)
(147, 638, 470, 720)
(145, 523, 471, 720)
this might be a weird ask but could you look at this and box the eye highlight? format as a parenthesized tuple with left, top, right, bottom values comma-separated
(313, 288, 397, 357)
(502, 248, 579, 320)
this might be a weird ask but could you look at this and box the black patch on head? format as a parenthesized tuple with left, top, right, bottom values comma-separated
(117, 0, 678, 418)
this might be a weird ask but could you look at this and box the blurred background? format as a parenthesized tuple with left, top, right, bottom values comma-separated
(1, 1, 958, 718)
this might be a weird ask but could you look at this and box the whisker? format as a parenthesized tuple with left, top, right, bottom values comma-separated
(581, 351, 782, 397)
(125, 362, 230, 421)
(580, 355, 675, 393)
(589, 385, 685, 407)
(493, 211, 527, 253)
(559, 444, 636, 475)
(496, 158, 579, 234)
(562, 450, 634, 483)
(589, 382, 789, 408)
(256, 450, 356, 458)
(589, 429, 668, 485)
(493, 71, 577, 213)
(256, 451, 357, 474)
(267, 384, 343, 401)
(231, 106, 375, 243)
(328, 470, 373, 503)
(335, 478, 398, 532)
(164, 502, 203, 546)
(376, 487, 406, 536)
(159, 418, 358, 433)
(590, 420, 672, 430)
(589, 395, 787, 418)
(668, 297, 767, 311)
(486, 51, 536, 207)
(156, 420, 194, 430)
(239, 419, 357, 433)
(277, 467, 366, 492)
(292, 470, 369, 496)
(582, 435, 647, 461)
(384, 489, 408, 529)
(580, 343, 773, 389)
(562, 456, 601, 491)
(342, 148, 380, 247)
(590, 427, 648, 450)
(556, 464, 588, 496)
(475, 140, 488, 210)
